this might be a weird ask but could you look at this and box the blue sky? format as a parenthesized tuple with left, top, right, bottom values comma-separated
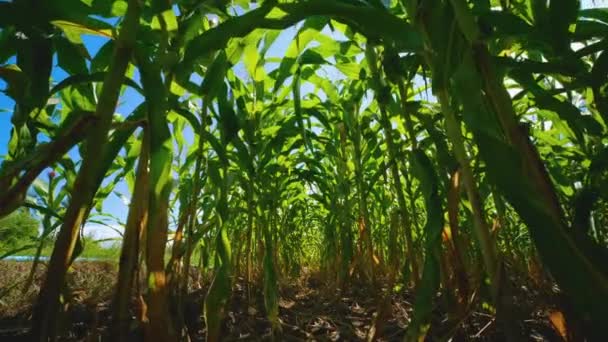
(0, 0, 605, 239)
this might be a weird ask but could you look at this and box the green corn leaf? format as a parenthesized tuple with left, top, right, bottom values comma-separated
(183, 4, 274, 66)
(405, 149, 444, 342)
(200, 51, 228, 99)
(51, 20, 113, 41)
(50, 72, 143, 96)
(548, 0, 580, 51)
(54, 36, 89, 75)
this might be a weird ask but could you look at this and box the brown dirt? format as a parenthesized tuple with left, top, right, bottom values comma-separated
(0, 261, 564, 341)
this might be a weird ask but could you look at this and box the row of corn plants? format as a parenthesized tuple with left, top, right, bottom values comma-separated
(1, 0, 607, 340)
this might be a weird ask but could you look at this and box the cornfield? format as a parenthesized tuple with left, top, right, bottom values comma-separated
(0, 0, 607, 341)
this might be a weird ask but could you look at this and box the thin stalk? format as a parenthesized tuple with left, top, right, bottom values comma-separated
(379, 109, 419, 287)
(438, 89, 499, 286)
(402, 164, 422, 282)
(112, 127, 150, 342)
(244, 106, 258, 299)
(137, 51, 177, 341)
(245, 185, 255, 299)
(30, 1, 140, 340)
(397, 81, 418, 150)
(336, 122, 353, 288)
(172, 104, 208, 337)
(179, 103, 209, 297)
(351, 104, 374, 283)
(366, 44, 419, 286)
(439, 88, 520, 339)
(22, 173, 56, 294)
(446, 169, 469, 314)
(204, 136, 232, 342)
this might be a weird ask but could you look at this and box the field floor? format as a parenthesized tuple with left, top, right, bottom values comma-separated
(0, 261, 565, 341)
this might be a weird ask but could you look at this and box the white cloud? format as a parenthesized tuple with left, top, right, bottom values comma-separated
(82, 223, 124, 245)
(582, 0, 607, 9)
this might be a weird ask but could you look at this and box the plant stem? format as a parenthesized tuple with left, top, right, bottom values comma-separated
(29, 1, 140, 340)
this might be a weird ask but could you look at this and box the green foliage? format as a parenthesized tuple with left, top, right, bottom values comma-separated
(1, 0, 608, 340)
(405, 150, 444, 341)
(0, 210, 39, 253)
(4, 233, 121, 261)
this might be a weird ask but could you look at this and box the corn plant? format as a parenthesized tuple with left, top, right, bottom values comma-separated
(1, 0, 608, 341)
